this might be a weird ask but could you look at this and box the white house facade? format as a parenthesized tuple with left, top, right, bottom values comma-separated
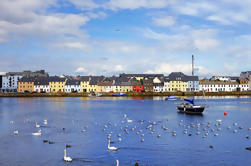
(65, 80, 81, 93)
(34, 85, 50, 93)
(153, 83, 164, 92)
(199, 81, 246, 92)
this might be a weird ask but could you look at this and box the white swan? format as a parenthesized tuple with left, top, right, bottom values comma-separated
(108, 140, 118, 151)
(35, 122, 40, 128)
(116, 160, 119, 166)
(64, 149, 72, 162)
(32, 129, 42, 136)
(14, 130, 19, 135)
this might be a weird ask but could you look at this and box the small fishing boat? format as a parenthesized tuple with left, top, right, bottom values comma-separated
(177, 98, 204, 114)
(165, 95, 181, 101)
(112, 93, 126, 97)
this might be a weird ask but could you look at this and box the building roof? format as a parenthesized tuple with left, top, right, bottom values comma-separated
(49, 76, 66, 82)
(19, 77, 35, 82)
(34, 77, 50, 85)
(65, 79, 80, 85)
(78, 76, 90, 82)
(168, 72, 198, 81)
(119, 73, 164, 79)
(199, 81, 239, 85)
(89, 76, 105, 85)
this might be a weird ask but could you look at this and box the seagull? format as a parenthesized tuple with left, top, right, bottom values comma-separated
(44, 120, 47, 125)
(35, 122, 40, 128)
(108, 140, 118, 151)
(14, 130, 19, 135)
(64, 149, 72, 162)
(32, 129, 42, 136)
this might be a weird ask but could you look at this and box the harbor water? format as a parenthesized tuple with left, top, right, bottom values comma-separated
(0, 96, 251, 166)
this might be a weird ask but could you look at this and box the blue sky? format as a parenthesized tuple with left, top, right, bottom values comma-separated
(0, 0, 250, 77)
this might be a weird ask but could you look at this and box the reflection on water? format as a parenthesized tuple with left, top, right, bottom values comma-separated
(0, 96, 251, 166)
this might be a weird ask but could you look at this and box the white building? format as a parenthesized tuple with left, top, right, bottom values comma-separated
(239, 83, 249, 91)
(2, 75, 23, 92)
(65, 80, 81, 93)
(199, 81, 248, 92)
(163, 77, 170, 92)
(153, 83, 164, 92)
(34, 78, 50, 93)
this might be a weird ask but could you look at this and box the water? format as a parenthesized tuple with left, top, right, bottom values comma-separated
(0, 96, 251, 166)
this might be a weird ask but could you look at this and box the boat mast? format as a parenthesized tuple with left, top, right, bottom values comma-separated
(192, 55, 194, 91)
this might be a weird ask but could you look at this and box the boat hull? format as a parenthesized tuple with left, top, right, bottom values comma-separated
(112, 94, 126, 97)
(177, 105, 204, 114)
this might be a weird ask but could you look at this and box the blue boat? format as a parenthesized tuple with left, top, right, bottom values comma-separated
(112, 93, 126, 97)
(165, 95, 181, 101)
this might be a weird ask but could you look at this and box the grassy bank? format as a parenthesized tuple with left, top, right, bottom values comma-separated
(0, 91, 250, 97)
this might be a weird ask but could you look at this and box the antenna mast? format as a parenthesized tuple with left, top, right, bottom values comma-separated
(192, 55, 194, 76)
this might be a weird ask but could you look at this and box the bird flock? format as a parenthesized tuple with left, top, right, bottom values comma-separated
(9, 112, 251, 165)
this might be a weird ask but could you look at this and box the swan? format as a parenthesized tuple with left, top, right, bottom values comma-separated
(14, 130, 19, 135)
(64, 149, 72, 162)
(36, 122, 40, 128)
(116, 160, 119, 166)
(32, 129, 42, 136)
(44, 120, 47, 125)
(108, 140, 118, 151)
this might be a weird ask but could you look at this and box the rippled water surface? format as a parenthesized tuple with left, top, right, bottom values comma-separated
(0, 96, 251, 166)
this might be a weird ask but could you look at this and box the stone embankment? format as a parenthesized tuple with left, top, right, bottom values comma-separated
(0, 91, 250, 97)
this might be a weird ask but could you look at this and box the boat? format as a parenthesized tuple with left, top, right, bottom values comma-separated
(165, 95, 181, 101)
(88, 92, 102, 97)
(95, 93, 102, 97)
(177, 55, 205, 114)
(177, 98, 204, 114)
(112, 93, 126, 97)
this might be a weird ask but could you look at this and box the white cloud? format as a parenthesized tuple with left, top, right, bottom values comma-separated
(75, 67, 87, 73)
(53, 41, 91, 51)
(142, 28, 220, 52)
(114, 65, 125, 72)
(67, 0, 99, 10)
(152, 16, 175, 27)
(146, 63, 213, 76)
(0, 72, 6, 75)
(104, 0, 171, 10)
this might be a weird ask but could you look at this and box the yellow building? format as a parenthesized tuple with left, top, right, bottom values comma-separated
(49, 76, 67, 93)
(79, 76, 90, 92)
(17, 77, 34, 93)
(80, 76, 104, 93)
(168, 72, 190, 92)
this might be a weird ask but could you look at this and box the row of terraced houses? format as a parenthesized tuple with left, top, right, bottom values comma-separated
(0, 70, 250, 93)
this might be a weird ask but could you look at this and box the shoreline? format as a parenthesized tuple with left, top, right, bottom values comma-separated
(0, 91, 250, 97)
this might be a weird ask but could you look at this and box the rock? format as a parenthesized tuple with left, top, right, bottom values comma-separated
(245, 147, 251, 150)
(188, 134, 192, 136)
(48, 141, 54, 144)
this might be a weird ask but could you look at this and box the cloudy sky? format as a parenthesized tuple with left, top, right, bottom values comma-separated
(0, 0, 250, 77)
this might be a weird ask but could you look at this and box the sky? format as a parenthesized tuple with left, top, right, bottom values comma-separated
(0, 0, 251, 77)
